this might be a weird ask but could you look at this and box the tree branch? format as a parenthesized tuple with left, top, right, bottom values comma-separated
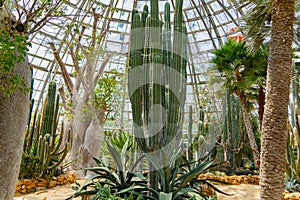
(94, 54, 112, 87)
(91, 8, 99, 49)
(75, 25, 86, 55)
(58, 86, 73, 111)
(49, 42, 74, 93)
(68, 43, 90, 93)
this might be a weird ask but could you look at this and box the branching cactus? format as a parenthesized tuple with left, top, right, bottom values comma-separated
(128, 0, 186, 192)
(221, 88, 242, 169)
(21, 81, 71, 179)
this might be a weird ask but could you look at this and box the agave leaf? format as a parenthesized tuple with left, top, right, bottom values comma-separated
(131, 154, 145, 171)
(159, 192, 173, 200)
(144, 152, 166, 186)
(106, 140, 125, 183)
(169, 157, 182, 191)
(121, 138, 130, 172)
(90, 190, 102, 200)
(203, 180, 233, 196)
(133, 171, 147, 180)
(92, 156, 105, 166)
(70, 188, 99, 199)
(175, 159, 215, 194)
(173, 187, 197, 199)
(117, 184, 158, 196)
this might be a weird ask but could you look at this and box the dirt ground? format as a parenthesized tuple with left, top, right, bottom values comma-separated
(14, 182, 259, 200)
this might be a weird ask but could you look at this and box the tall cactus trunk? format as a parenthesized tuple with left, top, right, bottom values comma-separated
(0, 60, 31, 200)
(129, 0, 186, 194)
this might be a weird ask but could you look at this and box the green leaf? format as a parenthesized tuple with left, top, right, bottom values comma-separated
(144, 152, 166, 186)
(159, 192, 173, 200)
(106, 140, 125, 183)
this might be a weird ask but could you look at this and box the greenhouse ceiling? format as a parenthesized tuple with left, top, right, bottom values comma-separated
(15, 0, 246, 115)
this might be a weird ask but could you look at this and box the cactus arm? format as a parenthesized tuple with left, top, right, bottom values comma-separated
(41, 82, 57, 136)
(128, 13, 148, 151)
(188, 105, 193, 161)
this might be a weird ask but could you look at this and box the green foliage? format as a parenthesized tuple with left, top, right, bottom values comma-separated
(19, 81, 71, 180)
(239, 0, 271, 52)
(67, 139, 151, 200)
(285, 178, 300, 193)
(144, 150, 230, 200)
(128, 0, 187, 193)
(94, 70, 121, 119)
(104, 130, 134, 152)
(220, 89, 241, 169)
(0, 33, 30, 96)
(211, 39, 267, 95)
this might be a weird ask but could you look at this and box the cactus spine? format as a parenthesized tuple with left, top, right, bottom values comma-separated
(21, 81, 71, 179)
(128, 0, 186, 192)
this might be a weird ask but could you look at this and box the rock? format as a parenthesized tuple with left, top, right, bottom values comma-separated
(48, 180, 57, 188)
(27, 187, 36, 193)
(57, 175, 64, 182)
(284, 192, 300, 200)
(35, 186, 47, 191)
(16, 181, 23, 186)
(36, 179, 47, 187)
(25, 180, 36, 189)
(19, 189, 27, 194)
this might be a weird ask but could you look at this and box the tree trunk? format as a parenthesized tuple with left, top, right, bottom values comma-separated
(70, 96, 105, 178)
(260, 0, 295, 199)
(0, 61, 30, 200)
(239, 93, 260, 167)
(257, 85, 265, 128)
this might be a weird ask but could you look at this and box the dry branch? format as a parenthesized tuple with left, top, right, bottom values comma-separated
(49, 42, 74, 93)
(94, 54, 112, 87)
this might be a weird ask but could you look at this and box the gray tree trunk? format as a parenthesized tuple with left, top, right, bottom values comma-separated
(70, 95, 105, 178)
(0, 61, 30, 200)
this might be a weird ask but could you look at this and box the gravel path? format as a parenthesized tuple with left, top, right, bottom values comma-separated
(14, 182, 259, 200)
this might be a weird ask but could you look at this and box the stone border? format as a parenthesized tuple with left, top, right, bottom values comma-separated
(15, 171, 76, 195)
(197, 173, 260, 185)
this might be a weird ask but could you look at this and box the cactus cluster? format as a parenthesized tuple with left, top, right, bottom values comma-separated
(221, 88, 242, 169)
(128, 0, 186, 191)
(20, 81, 71, 179)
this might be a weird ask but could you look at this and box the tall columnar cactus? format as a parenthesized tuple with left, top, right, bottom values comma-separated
(128, 0, 186, 192)
(221, 88, 241, 169)
(21, 81, 71, 179)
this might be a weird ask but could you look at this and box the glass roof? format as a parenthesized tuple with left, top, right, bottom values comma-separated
(17, 0, 246, 130)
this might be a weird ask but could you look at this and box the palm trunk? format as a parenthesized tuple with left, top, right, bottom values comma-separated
(257, 85, 265, 128)
(0, 61, 30, 200)
(234, 71, 260, 167)
(260, 0, 295, 199)
(239, 93, 260, 167)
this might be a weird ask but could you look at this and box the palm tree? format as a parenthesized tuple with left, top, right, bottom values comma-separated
(259, 0, 295, 199)
(212, 39, 267, 167)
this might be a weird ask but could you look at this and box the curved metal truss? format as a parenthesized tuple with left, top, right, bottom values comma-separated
(20, 0, 245, 130)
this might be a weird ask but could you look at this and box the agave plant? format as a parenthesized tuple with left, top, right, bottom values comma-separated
(66, 139, 153, 200)
(144, 149, 231, 200)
